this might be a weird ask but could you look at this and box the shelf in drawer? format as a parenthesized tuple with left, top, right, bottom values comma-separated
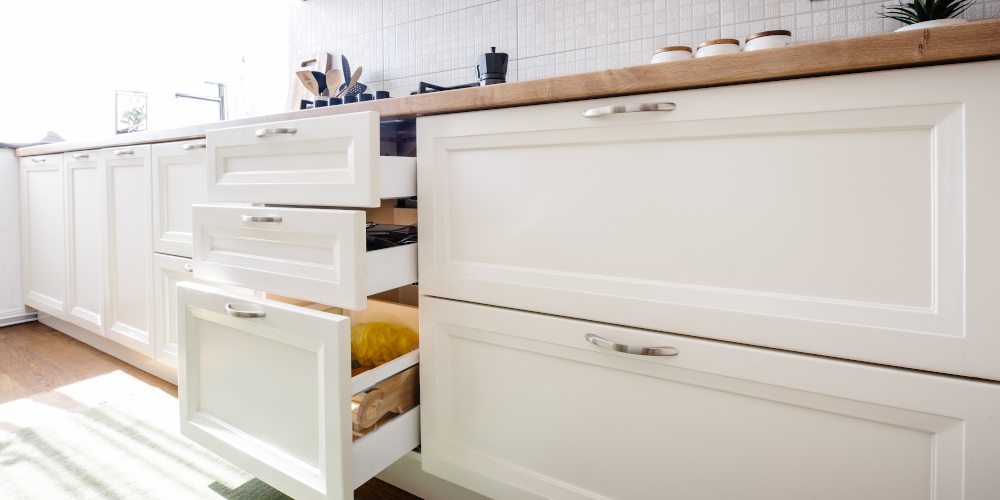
(177, 283, 420, 500)
(191, 204, 416, 310)
(206, 112, 415, 208)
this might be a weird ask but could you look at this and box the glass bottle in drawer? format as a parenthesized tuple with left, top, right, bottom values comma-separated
(191, 205, 417, 311)
(206, 112, 415, 208)
(176, 282, 420, 500)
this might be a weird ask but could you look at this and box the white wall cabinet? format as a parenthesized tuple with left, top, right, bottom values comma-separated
(19, 154, 67, 318)
(64, 150, 104, 335)
(419, 296, 1000, 500)
(151, 140, 208, 258)
(101, 145, 155, 357)
(418, 60, 1000, 381)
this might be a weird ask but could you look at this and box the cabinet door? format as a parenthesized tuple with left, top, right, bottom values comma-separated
(19, 154, 67, 318)
(64, 151, 104, 335)
(151, 140, 208, 258)
(153, 253, 250, 367)
(418, 61, 1000, 380)
(101, 145, 155, 357)
(420, 296, 1000, 500)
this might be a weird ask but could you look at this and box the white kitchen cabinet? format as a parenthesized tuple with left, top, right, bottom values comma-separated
(191, 205, 417, 310)
(100, 145, 155, 357)
(153, 253, 250, 368)
(418, 60, 1000, 380)
(64, 150, 104, 335)
(176, 282, 420, 500)
(419, 296, 1000, 500)
(206, 112, 415, 207)
(18, 154, 67, 318)
(151, 139, 209, 258)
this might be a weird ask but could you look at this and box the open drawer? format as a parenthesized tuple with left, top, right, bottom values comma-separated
(206, 112, 415, 208)
(177, 282, 420, 500)
(191, 204, 416, 310)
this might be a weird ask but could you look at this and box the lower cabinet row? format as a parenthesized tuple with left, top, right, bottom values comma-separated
(417, 297, 1000, 500)
(168, 286, 1000, 500)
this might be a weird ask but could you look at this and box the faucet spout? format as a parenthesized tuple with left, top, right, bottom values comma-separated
(175, 82, 228, 121)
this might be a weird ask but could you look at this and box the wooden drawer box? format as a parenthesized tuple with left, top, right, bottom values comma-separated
(419, 296, 1000, 500)
(417, 60, 1000, 380)
(206, 112, 415, 208)
(177, 283, 421, 500)
(191, 204, 416, 311)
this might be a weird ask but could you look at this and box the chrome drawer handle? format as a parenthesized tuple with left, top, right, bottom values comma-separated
(255, 127, 297, 138)
(183, 264, 193, 272)
(72, 153, 90, 159)
(114, 149, 134, 155)
(241, 214, 282, 223)
(225, 303, 265, 318)
(583, 102, 676, 118)
(585, 333, 679, 356)
(30, 158, 46, 163)
(181, 143, 206, 150)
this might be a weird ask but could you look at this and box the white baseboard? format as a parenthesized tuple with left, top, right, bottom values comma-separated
(376, 451, 491, 500)
(0, 310, 37, 328)
(38, 313, 178, 385)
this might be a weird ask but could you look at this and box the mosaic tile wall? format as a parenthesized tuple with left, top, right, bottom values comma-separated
(289, 0, 998, 97)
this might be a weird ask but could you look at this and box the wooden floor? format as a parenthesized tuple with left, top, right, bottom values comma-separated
(0, 321, 421, 500)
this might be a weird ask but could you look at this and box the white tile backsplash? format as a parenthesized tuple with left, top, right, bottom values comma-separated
(289, 0, 999, 97)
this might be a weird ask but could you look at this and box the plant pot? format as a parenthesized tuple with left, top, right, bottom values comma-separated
(895, 18, 968, 31)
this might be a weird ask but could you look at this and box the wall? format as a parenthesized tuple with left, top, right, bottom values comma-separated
(289, 0, 999, 98)
(0, 0, 288, 144)
(0, 149, 35, 327)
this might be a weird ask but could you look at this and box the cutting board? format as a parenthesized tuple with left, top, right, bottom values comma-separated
(286, 53, 332, 111)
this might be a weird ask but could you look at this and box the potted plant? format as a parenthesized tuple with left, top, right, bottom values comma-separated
(881, 0, 973, 31)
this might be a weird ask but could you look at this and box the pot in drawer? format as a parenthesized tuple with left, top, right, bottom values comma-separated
(177, 282, 420, 500)
(206, 111, 415, 208)
(191, 204, 416, 310)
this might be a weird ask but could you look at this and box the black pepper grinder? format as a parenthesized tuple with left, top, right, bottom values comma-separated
(476, 47, 508, 86)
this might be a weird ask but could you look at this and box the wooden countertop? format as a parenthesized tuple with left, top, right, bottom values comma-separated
(17, 19, 1000, 157)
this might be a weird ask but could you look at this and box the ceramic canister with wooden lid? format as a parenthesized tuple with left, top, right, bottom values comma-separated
(695, 39, 741, 58)
(745, 30, 792, 51)
(650, 46, 693, 63)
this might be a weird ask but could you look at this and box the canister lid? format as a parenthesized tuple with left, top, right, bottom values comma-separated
(654, 46, 693, 54)
(746, 30, 792, 42)
(696, 38, 741, 49)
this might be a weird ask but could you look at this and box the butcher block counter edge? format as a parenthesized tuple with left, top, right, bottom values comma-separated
(16, 19, 1000, 157)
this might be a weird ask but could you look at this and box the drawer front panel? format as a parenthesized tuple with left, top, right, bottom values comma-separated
(207, 112, 381, 207)
(419, 61, 1000, 379)
(177, 282, 353, 500)
(420, 296, 1000, 500)
(192, 205, 417, 310)
(177, 283, 422, 500)
(193, 204, 364, 309)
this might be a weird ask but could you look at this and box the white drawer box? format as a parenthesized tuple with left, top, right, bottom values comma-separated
(206, 112, 415, 208)
(177, 282, 420, 500)
(418, 60, 1000, 380)
(192, 205, 416, 310)
(420, 296, 1000, 500)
